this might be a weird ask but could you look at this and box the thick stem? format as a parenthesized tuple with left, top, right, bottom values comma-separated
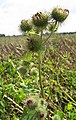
(43, 21, 58, 45)
(38, 52, 44, 98)
(41, 30, 43, 40)
(37, 30, 44, 97)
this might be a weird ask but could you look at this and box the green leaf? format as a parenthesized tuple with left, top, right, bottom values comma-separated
(54, 110, 64, 119)
(12, 115, 19, 120)
(67, 103, 73, 110)
(21, 110, 37, 120)
(27, 31, 36, 35)
(21, 52, 32, 62)
(53, 114, 61, 120)
(0, 63, 4, 72)
(20, 114, 29, 120)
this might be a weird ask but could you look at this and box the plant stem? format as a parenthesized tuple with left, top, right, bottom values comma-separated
(41, 30, 43, 40)
(43, 21, 58, 45)
(38, 52, 44, 98)
(37, 30, 44, 98)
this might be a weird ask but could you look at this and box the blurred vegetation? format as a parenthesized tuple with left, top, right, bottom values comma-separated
(0, 33, 76, 119)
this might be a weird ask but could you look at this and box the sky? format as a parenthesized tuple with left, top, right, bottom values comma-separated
(0, 0, 76, 36)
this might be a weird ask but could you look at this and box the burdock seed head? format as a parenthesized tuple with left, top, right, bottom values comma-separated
(26, 98, 37, 109)
(40, 112, 44, 119)
(38, 110, 47, 120)
(20, 19, 32, 32)
(32, 12, 48, 28)
(51, 7, 69, 23)
(28, 36, 43, 52)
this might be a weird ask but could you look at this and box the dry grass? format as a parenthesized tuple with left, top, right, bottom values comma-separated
(0, 34, 76, 66)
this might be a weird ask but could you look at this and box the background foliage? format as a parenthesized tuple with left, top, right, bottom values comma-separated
(0, 33, 76, 120)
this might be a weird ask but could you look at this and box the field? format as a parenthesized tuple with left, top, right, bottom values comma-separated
(0, 33, 76, 120)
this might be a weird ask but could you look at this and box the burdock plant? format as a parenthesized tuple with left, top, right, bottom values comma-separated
(19, 7, 69, 120)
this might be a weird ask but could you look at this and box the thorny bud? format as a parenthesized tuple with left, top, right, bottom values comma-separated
(53, 114, 61, 120)
(40, 112, 44, 119)
(26, 98, 37, 109)
(32, 12, 48, 28)
(20, 19, 32, 32)
(28, 36, 43, 52)
(38, 110, 47, 120)
(51, 7, 69, 23)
